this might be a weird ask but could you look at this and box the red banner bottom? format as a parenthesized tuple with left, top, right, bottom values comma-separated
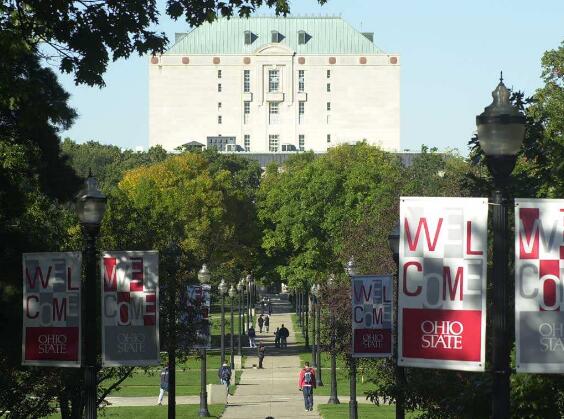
(402, 308, 482, 361)
(354, 329, 391, 355)
(25, 327, 79, 362)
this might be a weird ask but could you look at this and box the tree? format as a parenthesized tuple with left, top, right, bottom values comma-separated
(1, 0, 327, 86)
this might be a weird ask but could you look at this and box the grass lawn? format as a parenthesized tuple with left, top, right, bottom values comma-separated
(318, 404, 418, 419)
(46, 404, 225, 418)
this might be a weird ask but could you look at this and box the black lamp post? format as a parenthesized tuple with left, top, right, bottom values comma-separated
(476, 74, 525, 419)
(388, 222, 405, 419)
(246, 274, 253, 328)
(237, 279, 244, 356)
(346, 258, 358, 419)
(314, 284, 323, 386)
(198, 264, 211, 417)
(219, 279, 228, 366)
(229, 285, 236, 369)
(327, 274, 340, 404)
(76, 173, 107, 419)
(310, 284, 317, 368)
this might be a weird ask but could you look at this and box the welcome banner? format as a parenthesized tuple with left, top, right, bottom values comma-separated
(515, 199, 564, 373)
(187, 284, 212, 349)
(352, 275, 392, 357)
(101, 251, 159, 366)
(22, 252, 82, 367)
(398, 197, 488, 371)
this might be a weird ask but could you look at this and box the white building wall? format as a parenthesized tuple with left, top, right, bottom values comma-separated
(149, 49, 400, 152)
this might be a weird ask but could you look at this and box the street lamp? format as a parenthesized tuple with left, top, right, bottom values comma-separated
(76, 173, 106, 419)
(237, 279, 244, 356)
(388, 222, 405, 419)
(219, 279, 228, 366)
(476, 74, 525, 419)
(346, 257, 358, 419)
(197, 264, 211, 417)
(229, 285, 236, 369)
(304, 286, 310, 350)
(327, 274, 340, 404)
(246, 274, 252, 330)
(314, 284, 323, 386)
(310, 284, 318, 368)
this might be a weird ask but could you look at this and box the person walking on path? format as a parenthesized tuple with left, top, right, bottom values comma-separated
(157, 366, 169, 406)
(257, 315, 264, 333)
(248, 325, 257, 348)
(268, 300, 272, 315)
(264, 315, 270, 332)
(218, 362, 232, 391)
(279, 324, 289, 348)
(298, 361, 317, 412)
(274, 327, 281, 348)
(257, 342, 266, 369)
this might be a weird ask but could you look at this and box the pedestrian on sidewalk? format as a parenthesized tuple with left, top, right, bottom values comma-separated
(157, 366, 169, 406)
(274, 327, 281, 348)
(218, 362, 232, 391)
(279, 324, 289, 348)
(258, 314, 264, 333)
(264, 315, 270, 332)
(298, 361, 317, 412)
(268, 299, 272, 315)
(257, 342, 266, 369)
(248, 325, 257, 348)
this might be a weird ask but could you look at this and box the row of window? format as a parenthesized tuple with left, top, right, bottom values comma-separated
(244, 30, 309, 45)
(217, 69, 332, 93)
(218, 101, 331, 125)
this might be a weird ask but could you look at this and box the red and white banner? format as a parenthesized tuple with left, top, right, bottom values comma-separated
(352, 275, 392, 357)
(515, 199, 564, 373)
(398, 197, 488, 371)
(22, 252, 82, 367)
(101, 251, 159, 366)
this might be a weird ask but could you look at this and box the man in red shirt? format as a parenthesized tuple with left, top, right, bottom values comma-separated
(298, 361, 317, 412)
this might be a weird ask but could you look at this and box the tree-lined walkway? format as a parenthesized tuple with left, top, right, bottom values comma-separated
(222, 296, 321, 418)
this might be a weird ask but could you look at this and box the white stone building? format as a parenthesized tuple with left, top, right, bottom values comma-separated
(149, 16, 400, 153)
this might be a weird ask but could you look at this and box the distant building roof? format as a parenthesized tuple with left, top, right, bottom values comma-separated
(167, 16, 384, 55)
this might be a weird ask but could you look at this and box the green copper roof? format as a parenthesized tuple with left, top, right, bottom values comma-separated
(167, 16, 384, 55)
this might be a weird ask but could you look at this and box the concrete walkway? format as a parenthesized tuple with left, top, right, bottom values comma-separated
(105, 395, 199, 407)
(222, 296, 321, 419)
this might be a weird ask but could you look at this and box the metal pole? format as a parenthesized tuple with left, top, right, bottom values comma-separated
(246, 287, 250, 332)
(230, 296, 235, 369)
(393, 256, 405, 419)
(199, 349, 210, 417)
(316, 301, 323, 386)
(82, 225, 99, 419)
(238, 290, 242, 356)
(349, 357, 358, 419)
(311, 294, 317, 367)
(221, 294, 226, 365)
(168, 271, 177, 418)
(328, 307, 340, 404)
(492, 189, 510, 419)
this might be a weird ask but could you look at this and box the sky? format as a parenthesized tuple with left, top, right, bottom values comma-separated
(55, 0, 564, 154)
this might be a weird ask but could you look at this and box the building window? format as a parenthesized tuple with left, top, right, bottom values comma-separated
(299, 135, 305, 151)
(269, 69, 279, 92)
(327, 69, 331, 79)
(298, 101, 304, 124)
(218, 115, 222, 124)
(218, 83, 222, 92)
(243, 70, 250, 92)
(218, 102, 222, 110)
(244, 134, 250, 152)
(271, 30, 281, 43)
(269, 101, 279, 124)
(327, 134, 331, 143)
(244, 30, 252, 45)
(298, 30, 306, 45)
(244, 101, 250, 124)
(217, 69, 222, 79)
(269, 134, 279, 152)
(327, 102, 331, 111)
(326, 83, 331, 92)
(298, 70, 304, 92)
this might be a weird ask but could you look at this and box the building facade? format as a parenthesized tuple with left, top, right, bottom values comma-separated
(149, 16, 400, 152)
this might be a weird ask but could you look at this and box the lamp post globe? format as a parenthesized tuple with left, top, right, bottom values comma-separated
(76, 173, 106, 419)
(477, 75, 525, 419)
(219, 278, 228, 296)
(198, 264, 211, 284)
(476, 73, 526, 181)
(346, 257, 356, 276)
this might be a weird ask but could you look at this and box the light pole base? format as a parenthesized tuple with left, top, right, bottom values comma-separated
(327, 395, 340, 404)
(349, 400, 358, 419)
(199, 392, 210, 417)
